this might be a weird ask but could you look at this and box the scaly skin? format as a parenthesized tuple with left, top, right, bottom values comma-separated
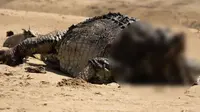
(3, 29, 62, 67)
(57, 13, 137, 83)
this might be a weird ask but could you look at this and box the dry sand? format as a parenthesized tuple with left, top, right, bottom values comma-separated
(0, 0, 200, 112)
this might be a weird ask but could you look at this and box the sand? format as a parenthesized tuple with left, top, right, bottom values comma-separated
(0, 0, 200, 112)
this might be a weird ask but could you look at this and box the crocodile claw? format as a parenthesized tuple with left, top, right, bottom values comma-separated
(88, 58, 110, 71)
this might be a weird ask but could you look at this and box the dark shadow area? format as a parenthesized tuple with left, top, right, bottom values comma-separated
(26, 62, 69, 77)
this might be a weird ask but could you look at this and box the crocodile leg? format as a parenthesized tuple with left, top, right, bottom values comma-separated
(0, 33, 63, 66)
(77, 57, 115, 84)
(76, 57, 200, 85)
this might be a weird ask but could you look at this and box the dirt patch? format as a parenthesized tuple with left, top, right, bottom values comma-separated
(57, 78, 89, 88)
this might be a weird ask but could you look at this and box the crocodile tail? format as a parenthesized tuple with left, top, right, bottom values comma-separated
(0, 30, 67, 66)
(16, 30, 67, 56)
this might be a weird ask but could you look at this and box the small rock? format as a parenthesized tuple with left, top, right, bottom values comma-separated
(4, 72, 13, 76)
(0, 13, 5, 16)
(40, 81, 50, 85)
(94, 92, 103, 95)
(25, 66, 46, 74)
(107, 82, 121, 88)
(43, 103, 47, 106)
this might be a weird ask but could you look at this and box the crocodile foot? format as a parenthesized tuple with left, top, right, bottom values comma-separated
(78, 57, 114, 84)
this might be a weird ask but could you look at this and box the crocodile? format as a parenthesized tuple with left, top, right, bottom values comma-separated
(0, 12, 199, 85)
(0, 12, 137, 83)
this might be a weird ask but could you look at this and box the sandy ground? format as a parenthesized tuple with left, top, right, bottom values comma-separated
(0, 0, 200, 112)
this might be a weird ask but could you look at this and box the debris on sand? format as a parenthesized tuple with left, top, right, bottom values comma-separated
(19, 74, 34, 80)
(18, 81, 30, 87)
(56, 78, 88, 88)
(25, 66, 46, 74)
(4, 72, 13, 76)
(40, 81, 50, 85)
